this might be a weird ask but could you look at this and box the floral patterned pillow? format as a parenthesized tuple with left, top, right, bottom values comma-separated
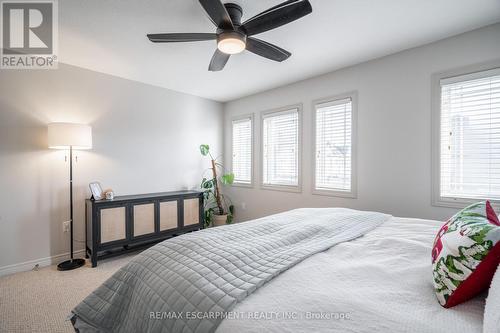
(432, 201, 500, 308)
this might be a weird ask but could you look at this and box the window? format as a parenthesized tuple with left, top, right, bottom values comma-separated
(436, 67, 500, 204)
(231, 115, 253, 185)
(313, 94, 356, 197)
(262, 107, 301, 190)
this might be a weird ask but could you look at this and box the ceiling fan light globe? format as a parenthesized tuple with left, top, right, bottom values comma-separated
(218, 38, 245, 54)
(217, 31, 246, 54)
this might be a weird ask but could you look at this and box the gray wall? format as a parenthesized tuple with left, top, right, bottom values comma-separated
(223, 24, 500, 223)
(0, 63, 223, 272)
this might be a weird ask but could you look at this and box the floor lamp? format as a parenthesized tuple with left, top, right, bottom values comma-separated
(48, 122, 92, 271)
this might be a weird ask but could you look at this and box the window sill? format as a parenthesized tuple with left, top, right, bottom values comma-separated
(261, 184, 301, 193)
(432, 196, 500, 210)
(231, 182, 254, 189)
(312, 189, 356, 199)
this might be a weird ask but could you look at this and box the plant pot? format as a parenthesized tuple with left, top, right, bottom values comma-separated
(213, 214, 228, 227)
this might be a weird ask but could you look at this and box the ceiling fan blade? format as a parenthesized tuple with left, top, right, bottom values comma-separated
(147, 33, 217, 43)
(199, 0, 234, 30)
(242, 0, 312, 36)
(246, 38, 291, 62)
(208, 49, 230, 71)
(251, 0, 300, 18)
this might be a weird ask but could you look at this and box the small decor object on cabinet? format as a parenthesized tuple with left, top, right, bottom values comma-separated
(89, 182, 104, 200)
(199, 144, 235, 227)
(105, 191, 115, 200)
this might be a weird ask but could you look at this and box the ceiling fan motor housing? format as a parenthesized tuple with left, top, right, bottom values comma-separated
(217, 30, 246, 44)
(216, 3, 245, 54)
(224, 3, 243, 26)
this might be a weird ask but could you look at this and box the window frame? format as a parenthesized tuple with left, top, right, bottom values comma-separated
(311, 91, 358, 198)
(260, 104, 303, 193)
(431, 61, 500, 208)
(230, 113, 254, 188)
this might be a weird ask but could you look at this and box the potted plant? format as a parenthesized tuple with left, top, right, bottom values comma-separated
(199, 144, 234, 227)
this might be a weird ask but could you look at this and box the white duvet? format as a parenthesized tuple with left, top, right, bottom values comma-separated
(217, 217, 486, 333)
(484, 265, 500, 333)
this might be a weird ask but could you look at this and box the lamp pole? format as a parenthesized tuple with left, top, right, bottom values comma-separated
(57, 145, 85, 270)
(48, 123, 91, 271)
(69, 145, 74, 260)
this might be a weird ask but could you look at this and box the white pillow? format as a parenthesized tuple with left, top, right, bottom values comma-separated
(484, 265, 500, 333)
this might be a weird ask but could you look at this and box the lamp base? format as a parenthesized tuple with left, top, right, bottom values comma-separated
(57, 258, 86, 271)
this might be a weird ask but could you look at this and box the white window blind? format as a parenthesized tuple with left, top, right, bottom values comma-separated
(231, 117, 252, 184)
(440, 68, 500, 200)
(262, 109, 299, 187)
(314, 98, 352, 192)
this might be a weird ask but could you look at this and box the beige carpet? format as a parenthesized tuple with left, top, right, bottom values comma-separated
(0, 254, 134, 333)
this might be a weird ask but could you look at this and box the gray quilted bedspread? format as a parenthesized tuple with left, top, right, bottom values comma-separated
(71, 208, 390, 333)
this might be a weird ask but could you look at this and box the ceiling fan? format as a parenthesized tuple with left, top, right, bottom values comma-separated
(147, 0, 312, 71)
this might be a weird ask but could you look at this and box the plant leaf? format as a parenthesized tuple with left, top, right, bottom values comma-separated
(202, 178, 215, 189)
(204, 209, 214, 228)
(221, 173, 235, 185)
(199, 144, 210, 156)
(229, 204, 234, 215)
(200, 177, 207, 188)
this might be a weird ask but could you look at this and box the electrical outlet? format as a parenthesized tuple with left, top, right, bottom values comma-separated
(241, 202, 247, 210)
(63, 221, 70, 233)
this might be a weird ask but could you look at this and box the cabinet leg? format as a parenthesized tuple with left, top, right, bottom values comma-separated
(91, 253, 97, 268)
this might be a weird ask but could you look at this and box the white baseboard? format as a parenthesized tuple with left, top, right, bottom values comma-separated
(0, 249, 86, 277)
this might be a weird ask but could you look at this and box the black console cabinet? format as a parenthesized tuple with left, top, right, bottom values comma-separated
(85, 190, 203, 267)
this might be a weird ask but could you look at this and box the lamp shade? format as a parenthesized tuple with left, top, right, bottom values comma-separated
(48, 122, 92, 150)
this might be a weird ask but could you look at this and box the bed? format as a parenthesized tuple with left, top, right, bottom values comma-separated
(71, 208, 490, 333)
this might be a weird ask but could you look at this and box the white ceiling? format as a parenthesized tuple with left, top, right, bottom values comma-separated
(59, 0, 500, 102)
